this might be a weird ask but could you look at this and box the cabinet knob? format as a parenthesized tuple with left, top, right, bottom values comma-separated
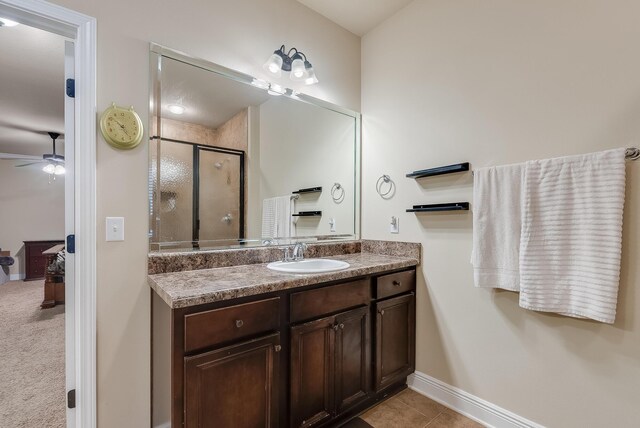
(235, 319, 244, 328)
(393, 280, 401, 287)
(339, 323, 345, 329)
(379, 309, 385, 315)
(332, 324, 339, 331)
(274, 345, 282, 352)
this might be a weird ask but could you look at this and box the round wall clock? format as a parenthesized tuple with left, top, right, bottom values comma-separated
(99, 103, 144, 149)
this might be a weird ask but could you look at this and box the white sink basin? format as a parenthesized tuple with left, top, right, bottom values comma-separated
(267, 258, 350, 274)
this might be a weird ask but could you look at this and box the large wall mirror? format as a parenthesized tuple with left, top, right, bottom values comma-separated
(149, 45, 361, 251)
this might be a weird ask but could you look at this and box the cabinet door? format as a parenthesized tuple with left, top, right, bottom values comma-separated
(290, 315, 336, 428)
(374, 293, 415, 392)
(335, 306, 370, 413)
(184, 333, 280, 428)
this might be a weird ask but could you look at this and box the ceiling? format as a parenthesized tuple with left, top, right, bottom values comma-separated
(161, 56, 271, 129)
(0, 23, 66, 157)
(297, 0, 414, 36)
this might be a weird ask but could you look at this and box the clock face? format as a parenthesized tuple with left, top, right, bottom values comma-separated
(100, 104, 144, 149)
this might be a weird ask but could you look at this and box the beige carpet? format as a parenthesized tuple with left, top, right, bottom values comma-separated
(0, 280, 66, 427)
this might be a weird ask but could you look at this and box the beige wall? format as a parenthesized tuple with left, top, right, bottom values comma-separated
(362, 1, 640, 427)
(257, 97, 357, 238)
(47, 0, 360, 426)
(0, 163, 64, 277)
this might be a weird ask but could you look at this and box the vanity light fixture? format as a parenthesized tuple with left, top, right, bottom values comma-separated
(263, 45, 319, 85)
(167, 104, 185, 115)
(0, 17, 19, 27)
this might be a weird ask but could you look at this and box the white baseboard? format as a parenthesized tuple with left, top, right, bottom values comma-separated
(153, 423, 170, 428)
(408, 371, 544, 428)
(9, 273, 25, 281)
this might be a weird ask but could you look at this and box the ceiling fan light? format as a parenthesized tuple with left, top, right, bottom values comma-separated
(54, 164, 66, 175)
(263, 52, 284, 77)
(43, 163, 56, 174)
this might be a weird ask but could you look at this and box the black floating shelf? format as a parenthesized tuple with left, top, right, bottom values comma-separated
(292, 186, 323, 194)
(406, 202, 470, 213)
(292, 211, 323, 217)
(406, 162, 470, 179)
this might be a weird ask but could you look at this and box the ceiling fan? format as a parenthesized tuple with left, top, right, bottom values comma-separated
(0, 132, 65, 175)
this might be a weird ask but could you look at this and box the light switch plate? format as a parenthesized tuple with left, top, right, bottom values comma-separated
(106, 217, 125, 241)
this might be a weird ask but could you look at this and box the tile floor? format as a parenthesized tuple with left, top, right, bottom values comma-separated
(358, 389, 484, 428)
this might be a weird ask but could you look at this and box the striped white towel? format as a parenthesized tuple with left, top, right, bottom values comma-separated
(261, 197, 278, 239)
(518, 148, 627, 323)
(262, 196, 294, 239)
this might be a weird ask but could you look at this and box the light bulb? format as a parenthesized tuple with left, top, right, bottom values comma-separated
(43, 163, 55, 174)
(54, 165, 66, 175)
(304, 66, 319, 85)
(167, 104, 185, 115)
(267, 83, 285, 96)
(290, 58, 306, 80)
(263, 52, 283, 77)
(251, 78, 270, 90)
(0, 18, 19, 27)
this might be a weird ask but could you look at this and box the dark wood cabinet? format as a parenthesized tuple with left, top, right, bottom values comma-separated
(374, 293, 416, 392)
(184, 333, 280, 428)
(153, 267, 416, 428)
(23, 240, 64, 281)
(290, 315, 336, 428)
(290, 305, 370, 428)
(334, 306, 370, 413)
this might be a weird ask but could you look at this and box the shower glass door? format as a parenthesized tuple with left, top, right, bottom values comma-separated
(197, 147, 244, 243)
(152, 138, 244, 249)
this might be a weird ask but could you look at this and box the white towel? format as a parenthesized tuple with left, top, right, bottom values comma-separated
(275, 195, 293, 238)
(471, 163, 525, 291)
(262, 196, 294, 239)
(261, 197, 277, 239)
(518, 148, 626, 324)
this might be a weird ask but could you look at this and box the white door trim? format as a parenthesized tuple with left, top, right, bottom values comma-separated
(0, 1, 97, 427)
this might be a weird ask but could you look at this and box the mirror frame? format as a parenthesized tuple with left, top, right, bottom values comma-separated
(148, 43, 361, 251)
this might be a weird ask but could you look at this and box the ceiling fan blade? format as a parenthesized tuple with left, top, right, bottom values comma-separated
(0, 153, 42, 161)
(15, 162, 43, 167)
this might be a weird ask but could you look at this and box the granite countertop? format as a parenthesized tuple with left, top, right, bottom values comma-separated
(148, 252, 418, 309)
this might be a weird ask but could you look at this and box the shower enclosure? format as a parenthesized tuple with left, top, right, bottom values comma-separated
(150, 137, 245, 249)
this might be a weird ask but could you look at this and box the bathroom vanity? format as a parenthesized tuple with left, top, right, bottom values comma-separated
(149, 243, 419, 428)
(146, 45, 416, 427)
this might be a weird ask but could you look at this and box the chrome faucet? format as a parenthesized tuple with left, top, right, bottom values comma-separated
(292, 242, 308, 261)
(283, 246, 294, 262)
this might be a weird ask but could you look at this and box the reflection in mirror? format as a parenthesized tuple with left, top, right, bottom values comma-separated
(149, 46, 360, 251)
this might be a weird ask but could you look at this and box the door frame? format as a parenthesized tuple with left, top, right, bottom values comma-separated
(0, 1, 97, 427)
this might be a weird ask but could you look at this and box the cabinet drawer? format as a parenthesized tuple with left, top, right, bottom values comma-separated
(290, 279, 370, 323)
(375, 270, 415, 299)
(184, 297, 280, 353)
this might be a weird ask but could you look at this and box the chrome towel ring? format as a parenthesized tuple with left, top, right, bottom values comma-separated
(376, 174, 395, 199)
(331, 183, 345, 203)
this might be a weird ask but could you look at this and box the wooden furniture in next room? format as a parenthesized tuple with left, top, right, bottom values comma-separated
(23, 240, 64, 281)
(41, 244, 65, 309)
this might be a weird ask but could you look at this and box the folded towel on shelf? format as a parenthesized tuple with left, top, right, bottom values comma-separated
(262, 196, 294, 239)
(518, 148, 627, 324)
(471, 163, 525, 291)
